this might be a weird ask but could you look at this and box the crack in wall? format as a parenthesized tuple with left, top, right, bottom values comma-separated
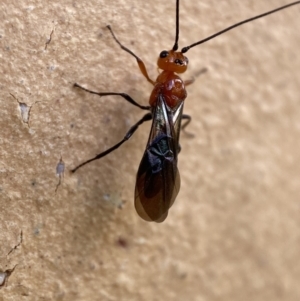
(0, 265, 17, 288)
(10, 93, 41, 128)
(55, 156, 65, 193)
(7, 231, 23, 256)
(45, 28, 55, 50)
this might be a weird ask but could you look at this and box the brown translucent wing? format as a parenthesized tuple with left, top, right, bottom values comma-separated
(134, 94, 184, 222)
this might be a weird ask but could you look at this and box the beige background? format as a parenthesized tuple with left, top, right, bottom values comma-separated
(1, 0, 300, 300)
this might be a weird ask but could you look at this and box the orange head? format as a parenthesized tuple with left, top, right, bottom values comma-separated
(157, 50, 188, 74)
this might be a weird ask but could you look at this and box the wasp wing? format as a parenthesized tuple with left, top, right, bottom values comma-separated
(135, 94, 184, 222)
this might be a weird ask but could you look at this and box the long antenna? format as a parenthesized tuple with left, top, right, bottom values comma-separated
(181, 1, 300, 53)
(172, 0, 180, 51)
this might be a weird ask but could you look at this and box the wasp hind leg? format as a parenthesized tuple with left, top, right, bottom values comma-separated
(71, 113, 153, 173)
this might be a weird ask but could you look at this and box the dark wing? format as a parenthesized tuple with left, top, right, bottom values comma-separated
(134, 94, 184, 222)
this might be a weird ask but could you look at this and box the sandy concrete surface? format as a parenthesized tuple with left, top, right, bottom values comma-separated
(0, 0, 300, 300)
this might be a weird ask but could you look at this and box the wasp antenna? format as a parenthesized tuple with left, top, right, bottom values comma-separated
(181, 1, 300, 53)
(172, 0, 180, 51)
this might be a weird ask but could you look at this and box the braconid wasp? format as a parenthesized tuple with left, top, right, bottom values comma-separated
(72, 0, 300, 222)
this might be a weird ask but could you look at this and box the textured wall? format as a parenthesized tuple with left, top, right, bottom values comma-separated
(0, 0, 300, 300)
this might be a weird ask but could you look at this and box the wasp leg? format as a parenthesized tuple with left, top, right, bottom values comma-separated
(181, 114, 194, 137)
(107, 25, 155, 85)
(71, 113, 153, 173)
(184, 67, 208, 86)
(184, 77, 195, 86)
(74, 83, 151, 111)
(181, 114, 191, 130)
(195, 67, 208, 77)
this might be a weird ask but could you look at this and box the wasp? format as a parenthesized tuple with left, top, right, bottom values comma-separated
(72, 0, 300, 222)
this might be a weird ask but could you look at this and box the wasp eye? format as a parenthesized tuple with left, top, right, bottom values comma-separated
(184, 56, 189, 64)
(159, 50, 169, 58)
